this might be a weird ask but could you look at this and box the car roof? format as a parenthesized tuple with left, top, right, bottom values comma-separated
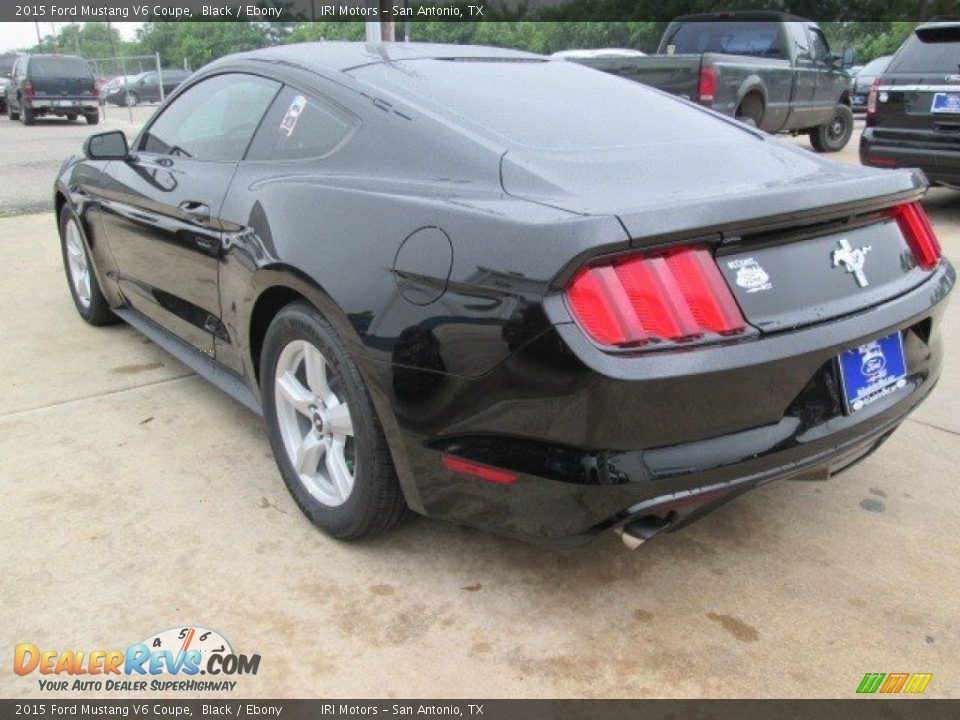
(226, 41, 544, 74)
(670, 11, 811, 23)
(27, 53, 87, 62)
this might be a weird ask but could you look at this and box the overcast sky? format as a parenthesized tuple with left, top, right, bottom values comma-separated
(0, 22, 142, 54)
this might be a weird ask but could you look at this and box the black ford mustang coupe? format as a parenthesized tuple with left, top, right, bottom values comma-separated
(55, 42, 954, 547)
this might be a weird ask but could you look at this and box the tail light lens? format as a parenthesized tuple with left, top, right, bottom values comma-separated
(566, 246, 747, 348)
(92, 84, 99, 98)
(23, 80, 34, 98)
(886, 202, 942, 270)
(698, 66, 717, 104)
(866, 77, 880, 117)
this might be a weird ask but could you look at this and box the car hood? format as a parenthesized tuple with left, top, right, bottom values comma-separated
(499, 132, 925, 240)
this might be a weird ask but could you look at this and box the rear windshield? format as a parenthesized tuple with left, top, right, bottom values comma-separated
(29, 56, 93, 79)
(0, 56, 16, 75)
(887, 26, 960, 74)
(859, 55, 890, 76)
(350, 58, 748, 151)
(662, 21, 784, 58)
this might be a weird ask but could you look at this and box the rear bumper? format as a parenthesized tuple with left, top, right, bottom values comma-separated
(26, 99, 97, 112)
(860, 127, 960, 185)
(383, 260, 954, 546)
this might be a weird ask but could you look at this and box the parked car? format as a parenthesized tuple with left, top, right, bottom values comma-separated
(55, 42, 953, 547)
(104, 69, 191, 107)
(566, 12, 857, 152)
(849, 54, 892, 112)
(6, 54, 99, 125)
(0, 52, 24, 113)
(99, 74, 138, 105)
(861, 22, 960, 187)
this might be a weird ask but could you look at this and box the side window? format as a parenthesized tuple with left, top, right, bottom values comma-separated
(141, 73, 279, 162)
(245, 86, 356, 162)
(789, 23, 811, 61)
(809, 28, 831, 63)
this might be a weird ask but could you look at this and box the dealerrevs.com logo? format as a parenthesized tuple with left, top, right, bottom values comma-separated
(14, 626, 260, 692)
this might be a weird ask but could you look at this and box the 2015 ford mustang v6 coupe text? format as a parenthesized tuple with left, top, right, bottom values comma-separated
(55, 42, 954, 547)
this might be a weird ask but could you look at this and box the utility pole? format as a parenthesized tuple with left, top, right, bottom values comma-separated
(107, 21, 117, 59)
(365, 0, 394, 42)
(34, 22, 42, 51)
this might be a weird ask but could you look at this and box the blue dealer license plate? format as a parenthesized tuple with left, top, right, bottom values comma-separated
(932, 92, 960, 113)
(838, 332, 908, 412)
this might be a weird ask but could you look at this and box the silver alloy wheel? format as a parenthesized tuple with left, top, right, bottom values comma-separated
(124, 92, 136, 107)
(65, 219, 92, 309)
(274, 339, 356, 507)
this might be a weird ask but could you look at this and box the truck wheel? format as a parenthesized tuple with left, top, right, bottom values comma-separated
(85, 111, 99, 125)
(8, 103, 19, 121)
(20, 104, 34, 126)
(66, 113, 78, 122)
(810, 105, 853, 152)
(735, 94, 764, 129)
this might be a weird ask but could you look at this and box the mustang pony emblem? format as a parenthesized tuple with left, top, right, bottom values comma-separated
(832, 238, 872, 288)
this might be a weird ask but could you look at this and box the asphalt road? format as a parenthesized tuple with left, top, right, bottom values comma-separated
(1, 112, 958, 698)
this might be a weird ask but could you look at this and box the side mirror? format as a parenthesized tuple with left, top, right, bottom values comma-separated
(842, 47, 855, 68)
(84, 131, 128, 160)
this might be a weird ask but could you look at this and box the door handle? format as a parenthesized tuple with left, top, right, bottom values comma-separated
(178, 200, 210, 223)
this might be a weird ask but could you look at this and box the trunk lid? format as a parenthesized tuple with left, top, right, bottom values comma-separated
(500, 131, 923, 239)
(501, 125, 928, 334)
(716, 216, 931, 332)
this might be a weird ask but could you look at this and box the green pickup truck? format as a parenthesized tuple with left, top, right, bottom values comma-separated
(564, 12, 857, 152)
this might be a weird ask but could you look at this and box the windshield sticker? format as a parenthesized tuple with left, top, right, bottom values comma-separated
(279, 95, 307, 137)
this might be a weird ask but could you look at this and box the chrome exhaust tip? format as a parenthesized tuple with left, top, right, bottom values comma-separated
(616, 513, 677, 550)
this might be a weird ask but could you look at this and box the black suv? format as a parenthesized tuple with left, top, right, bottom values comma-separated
(860, 22, 960, 187)
(5, 54, 99, 125)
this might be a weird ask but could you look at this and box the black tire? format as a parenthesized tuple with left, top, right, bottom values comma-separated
(20, 104, 34, 125)
(58, 206, 117, 326)
(8, 104, 18, 121)
(66, 113, 78, 121)
(810, 104, 854, 152)
(261, 301, 409, 539)
(85, 110, 99, 125)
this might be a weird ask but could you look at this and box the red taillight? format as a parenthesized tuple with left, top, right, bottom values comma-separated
(866, 77, 880, 117)
(886, 202, 942, 270)
(23, 80, 34, 99)
(566, 246, 747, 348)
(698, 67, 717, 104)
(92, 84, 99, 98)
(441, 455, 517, 485)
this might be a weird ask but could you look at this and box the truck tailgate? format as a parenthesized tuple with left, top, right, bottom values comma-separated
(576, 54, 702, 99)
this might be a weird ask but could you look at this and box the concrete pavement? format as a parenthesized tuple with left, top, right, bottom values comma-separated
(1, 124, 959, 699)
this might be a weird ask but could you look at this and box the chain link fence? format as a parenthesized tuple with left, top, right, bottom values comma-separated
(86, 54, 193, 122)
